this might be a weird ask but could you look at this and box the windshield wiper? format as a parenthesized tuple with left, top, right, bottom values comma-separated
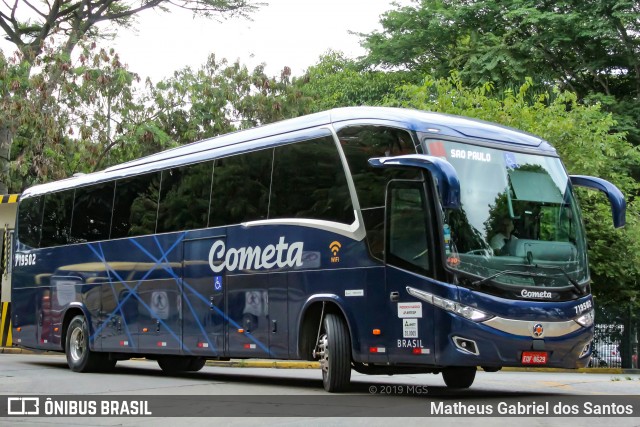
(512, 263, 586, 295)
(471, 270, 542, 287)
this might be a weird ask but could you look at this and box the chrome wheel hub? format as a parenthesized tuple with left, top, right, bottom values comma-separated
(69, 326, 85, 362)
(318, 334, 329, 373)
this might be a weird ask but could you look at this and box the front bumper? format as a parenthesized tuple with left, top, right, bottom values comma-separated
(435, 311, 592, 368)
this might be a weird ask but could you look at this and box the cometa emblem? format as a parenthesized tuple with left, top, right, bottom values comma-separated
(532, 323, 544, 338)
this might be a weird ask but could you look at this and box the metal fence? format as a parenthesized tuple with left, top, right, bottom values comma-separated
(591, 303, 638, 369)
(590, 323, 623, 367)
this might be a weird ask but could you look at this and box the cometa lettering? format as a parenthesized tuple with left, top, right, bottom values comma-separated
(520, 289, 552, 299)
(209, 237, 304, 273)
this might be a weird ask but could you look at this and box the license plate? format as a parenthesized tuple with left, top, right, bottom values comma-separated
(521, 351, 548, 365)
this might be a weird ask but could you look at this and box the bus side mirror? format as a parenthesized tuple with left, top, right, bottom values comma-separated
(368, 154, 461, 209)
(570, 175, 626, 228)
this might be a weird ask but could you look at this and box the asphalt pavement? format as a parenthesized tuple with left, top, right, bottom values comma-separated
(2, 345, 638, 375)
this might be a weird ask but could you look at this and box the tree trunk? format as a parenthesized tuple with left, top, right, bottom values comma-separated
(0, 125, 11, 195)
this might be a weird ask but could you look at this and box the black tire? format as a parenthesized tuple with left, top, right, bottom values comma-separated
(158, 356, 204, 373)
(65, 315, 109, 372)
(442, 367, 476, 389)
(99, 358, 117, 372)
(187, 357, 206, 372)
(318, 313, 351, 392)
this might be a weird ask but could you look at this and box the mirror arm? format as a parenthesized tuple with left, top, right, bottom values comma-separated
(368, 154, 461, 209)
(570, 175, 626, 228)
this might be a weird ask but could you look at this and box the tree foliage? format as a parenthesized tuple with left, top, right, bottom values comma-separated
(295, 51, 420, 112)
(361, 0, 640, 145)
(0, 0, 260, 193)
(1, 42, 161, 190)
(148, 54, 311, 142)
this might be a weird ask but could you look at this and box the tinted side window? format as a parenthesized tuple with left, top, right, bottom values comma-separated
(71, 182, 115, 243)
(209, 150, 272, 227)
(17, 196, 44, 248)
(270, 137, 354, 224)
(112, 172, 161, 238)
(157, 161, 213, 233)
(338, 125, 419, 259)
(387, 183, 432, 274)
(339, 125, 418, 208)
(40, 191, 74, 247)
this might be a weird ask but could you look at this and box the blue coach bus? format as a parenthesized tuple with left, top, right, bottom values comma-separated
(11, 107, 625, 391)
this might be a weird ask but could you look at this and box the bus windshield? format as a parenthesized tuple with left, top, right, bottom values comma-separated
(425, 139, 588, 291)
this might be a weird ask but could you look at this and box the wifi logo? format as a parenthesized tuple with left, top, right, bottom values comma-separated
(329, 241, 342, 263)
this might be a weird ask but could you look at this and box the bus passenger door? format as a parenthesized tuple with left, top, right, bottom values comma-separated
(384, 180, 436, 364)
(182, 237, 227, 357)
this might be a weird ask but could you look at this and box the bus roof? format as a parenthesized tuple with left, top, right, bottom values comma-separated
(22, 106, 554, 198)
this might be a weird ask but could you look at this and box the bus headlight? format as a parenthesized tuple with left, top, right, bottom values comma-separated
(574, 310, 595, 327)
(406, 286, 493, 322)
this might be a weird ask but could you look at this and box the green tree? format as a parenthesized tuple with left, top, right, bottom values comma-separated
(361, 0, 640, 145)
(148, 51, 416, 141)
(295, 51, 419, 112)
(0, 0, 259, 193)
(148, 54, 311, 143)
(2, 42, 158, 190)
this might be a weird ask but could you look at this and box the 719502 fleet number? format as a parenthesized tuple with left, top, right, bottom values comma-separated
(573, 300, 592, 315)
(15, 253, 37, 267)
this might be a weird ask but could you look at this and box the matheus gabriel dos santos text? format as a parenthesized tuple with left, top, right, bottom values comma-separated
(429, 401, 634, 416)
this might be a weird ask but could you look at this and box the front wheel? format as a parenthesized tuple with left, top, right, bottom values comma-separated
(442, 366, 476, 388)
(187, 357, 206, 372)
(66, 315, 113, 372)
(317, 313, 351, 392)
(158, 356, 206, 373)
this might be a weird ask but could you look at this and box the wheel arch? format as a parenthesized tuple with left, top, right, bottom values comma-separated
(61, 303, 93, 352)
(296, 294, 359, 361)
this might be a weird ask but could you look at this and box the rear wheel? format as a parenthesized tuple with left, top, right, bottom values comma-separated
(66, 315, 113, 372)
(317, 313, 351, 392)
(442, 367, 476, 388)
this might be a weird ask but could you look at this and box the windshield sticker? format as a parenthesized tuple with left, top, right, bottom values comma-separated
(398, 302, 423, 318)
(504, 152, 519, 169)
(428, 141, 447, 157)
(208, 237, 304, 273)
(450, 149, 491, 162)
